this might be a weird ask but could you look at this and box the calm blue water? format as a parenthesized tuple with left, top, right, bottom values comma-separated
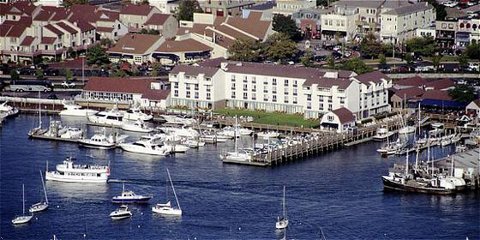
(1, 115, 479, 239)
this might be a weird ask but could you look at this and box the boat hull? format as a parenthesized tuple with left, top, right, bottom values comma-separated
(111, 197, 152, 204)
(29, 202, 48, 213)
(12, 215, 33, 225)
(382, 177, 456, 195)
(120, 144, 170, 156)
(152, 206, 182, 216)
(110, 212, 132, 220)
(45, 171, 108, 183)
(78, 141, 116, 149)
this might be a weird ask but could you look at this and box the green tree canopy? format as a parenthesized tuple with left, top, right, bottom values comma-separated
(378, 54, 387, 66)
(176, 0, 203, 21)
(300, 50, 314, 67)
(465, 43, 480, 60)
(425, 0, 447, 20)
(326, 56, 335, 69)
(431, 54, 442, 71)
(87, 44, 110, 65)
(404, 53, 414, 66)
(272, 14, 301, 41)
(360, 32, 384, 59)
(449, 85, 476, 103)
(406, 36, 437, 56)
(228, 38, 263, 62)
(62, 0, 88, 7)
(35, 69, 44, 80)
(65, 69, 73, 81)
(10, 69, 20, 80)
(340, 57, 374, 74)
(457, 54, 469, 70)
(264, 33, 298, 62)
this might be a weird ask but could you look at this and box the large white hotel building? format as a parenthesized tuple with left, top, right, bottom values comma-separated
(168, 61, 392, 120)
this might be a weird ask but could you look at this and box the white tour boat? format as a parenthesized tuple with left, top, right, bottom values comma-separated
(12, 184, 33, 225)
(121, 120, 154, 133)
(87, 106, 124, 126)
(110, 205, 132, 220)
(112, 183, 152, 204)
(0, 101, 19, 117)
(122, 107, 153, 121)
(152, 169, 182, 216)
(275, 186, 288, 230)
(45, 157, 110, 183)
(373, 126, 395, 141)
(59, 101, 98, 117)
(119, 140, 171, 156)
(29, 171, 49, 213)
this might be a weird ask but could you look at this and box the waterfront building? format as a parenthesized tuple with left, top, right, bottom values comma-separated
(272, 0, 316, 16)
(390, 87, 425, 110)
(436, 20, 457, 49)
(76, 77, 170, 110)
(465, 99, 480, 120)
(107, 33, 164, 65)
(153, 39, 212, 64)
(199, 0, 256, 17)
(168, 61, 392, 120)
(320, 107, 356, 133)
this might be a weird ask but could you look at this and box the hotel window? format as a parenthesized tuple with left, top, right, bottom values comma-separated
(293, 80, 298, 87)
(264, 88, 268, 93)
(272, 78, 277, 85)
(252, 85, 256, 92)
(264, 80, 268, 85)
(284, 79, 288, 86)
(231, 92, 236, 99)
(272, 86, 277, 94)
(328, 96, 332, 103)
(293, 88, 297, 96)
(194, 84, 199, 90)
(328, 104, 332, 110)
(243, 84, 248, 91)
(319, 96, 324, 102)
(174, 90, 178, 97)
(231, 75, 236, 81)
(186, 91, 191, 98)
(243, 92, 248, 99)
(307, 102, 311, 109)
(206, 93, 211, 100)
(328, 116, 334, 121)
(195, 92, 199, 99)
(340, 97, 345, 104)
(284, 91, 289, 95)
(293, 97, 297, 104)
(284, 97, 288, 103)
(174, 82, 178, 88)
(206, 86, 211, 92)
(307, 94, 311, 101)
(231, 83, 236, 90)
(186, 83, 190, 90)
(319, 104, 323, 111)
(252, 93, 256, 100)
(263, 95, 268, 101)
(243, 76, 247, 83)
(272, 95, 277, 102)
(206, 77, 211, 81)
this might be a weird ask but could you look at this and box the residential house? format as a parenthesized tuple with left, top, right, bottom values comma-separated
(380, 2, 436, 43)
(242, 1, 276, 20)
(119, 4, 161, 32)
(436, 20, 457, 48)
(465, 99, 480, 119)
(144, 13, 178, 39)
(293, 8, 327, 39)
(107, 33, 165, 64)
(76, 77, 170, 110)
(200, 0, 256, 17)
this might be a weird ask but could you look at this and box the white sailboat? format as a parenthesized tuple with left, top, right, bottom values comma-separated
(12, 184, 33, 225)
(152, 168, 182, 216)
(29, 171, 49, 213)
(219, 116, 252, 162)
(28, 92, 46, 136)
(275, 186, 288, 230)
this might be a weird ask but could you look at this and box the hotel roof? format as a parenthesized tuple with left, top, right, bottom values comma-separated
(108, 34, 162, 55)
(383, 2, 433, 15)
(156, 39, 212, 53)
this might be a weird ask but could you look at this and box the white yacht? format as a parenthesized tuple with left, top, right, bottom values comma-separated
(122, 107, 153, 121)
(119, 140, 171, 156)
(152, 169, 182, 216)
(0, 101, 19, 117)
(110, 205, 132, 220)
(220, 149, 252, 162)
(158, 126, 199, 139)
(112, 183, 152, 204)
(373, 126, 394, 141)
(121, 120, 154, 133)
(87, 106, 124, 126)
(59, 101, 98, 117)
(45, 157, 110, 183)
(182, 139, 205, 148)
(79, 129, 127, 149)
(59, 127, 84, 139)
(165, 143, 189, 153)
(160, 114, 197, 125)
(12, 184, 33, 225)
(257, 131, 280, 139)
(218, 126, 253, 137)
(29, 171, 49, 213)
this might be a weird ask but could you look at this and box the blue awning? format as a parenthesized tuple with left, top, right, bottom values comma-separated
(421, 99, 466, 108)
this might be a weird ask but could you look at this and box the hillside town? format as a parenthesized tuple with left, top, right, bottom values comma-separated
(0, 0, 479, 238)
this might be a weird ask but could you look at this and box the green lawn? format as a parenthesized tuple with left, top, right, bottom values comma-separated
(214, 108, 320, 128)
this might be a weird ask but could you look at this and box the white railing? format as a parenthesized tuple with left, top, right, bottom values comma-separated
(0, 96, 63, 105)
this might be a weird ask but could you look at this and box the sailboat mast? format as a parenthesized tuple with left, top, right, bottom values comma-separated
(22, 184, 25, 215)
(167, 169, 181, 210)
(282, 186, 286, 218)
(38, 91, 42, 128)
(415, 147, 419, 174)
(40, 171, 48, 204)
(234, 115, 238, 153)
(417, 103, 421, 135)
(405, 150, 409, 176)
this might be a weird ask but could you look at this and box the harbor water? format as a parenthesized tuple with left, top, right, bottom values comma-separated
(1, 115, 479, 239)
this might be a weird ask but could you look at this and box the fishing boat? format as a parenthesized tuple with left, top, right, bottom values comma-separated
(29, 171, 49, 213)
(87, 106, 124, 126)
(45, 157, 110, 183)
(109, 205, 132, 220)
(122, 106, 153, 121)
(12, 184, 33, 225)
(121, 120, 154, 133)
(275, 186, 288, 230)
(112, 183, 152, 204)
(372, 126, 394, 141)
(152, 169, 182, 216)
(119, 140, 171, 156)
(59, 100, 98, 117)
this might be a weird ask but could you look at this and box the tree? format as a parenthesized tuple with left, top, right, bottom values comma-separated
(265, 33, 298, 62)
(457, 54, 469, 71)
(65, 69, 73, 81)
(272, 14, 301, 41)
(404, 53, 414, 66)
(176, 0, 203, 21)
(62, 0, 88, 7)
(326, 56, 335, 69)
(148, 29, 160, 35)
(431, 54, 442, 72)
(465, 43, 480, 60)
(300, 50, 314, 67)
(141, 0, 149, 4)
(449, 85, 476, 103)
(360, 32, 383, 59)
(425, 0, 447, 20)
(112, 69, 127, 77)
(228, 38, 263, 62)
(406, 36, 437, 57)
(67, 47, 76, 59)
(378, 54, 387, 66)
(150, 62, 162, 77)
(139, 28, 148, 34)
(87, 44, 110, 65)
(340, 57, 373, 74)
(316, 0, 338, 6)
(35, 69, 44, 80)
(100, 38, 113, 48)
(10, 69, 20, 80)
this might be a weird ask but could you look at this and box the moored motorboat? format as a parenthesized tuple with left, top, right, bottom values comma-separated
(59, 101, 98, 117)
(110, 205, 132, 220)
(257, 131, 280, 139)
(0, 101, 19, 118)
(121, 120, 154, 133)
(112, 183, 152, 204)
(45, 157, 110, 183)
(87, 106, 124, 126)
(122, 107, 153, 121)
(119, 140, 171, 156)
(373, 126, 395, 141)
